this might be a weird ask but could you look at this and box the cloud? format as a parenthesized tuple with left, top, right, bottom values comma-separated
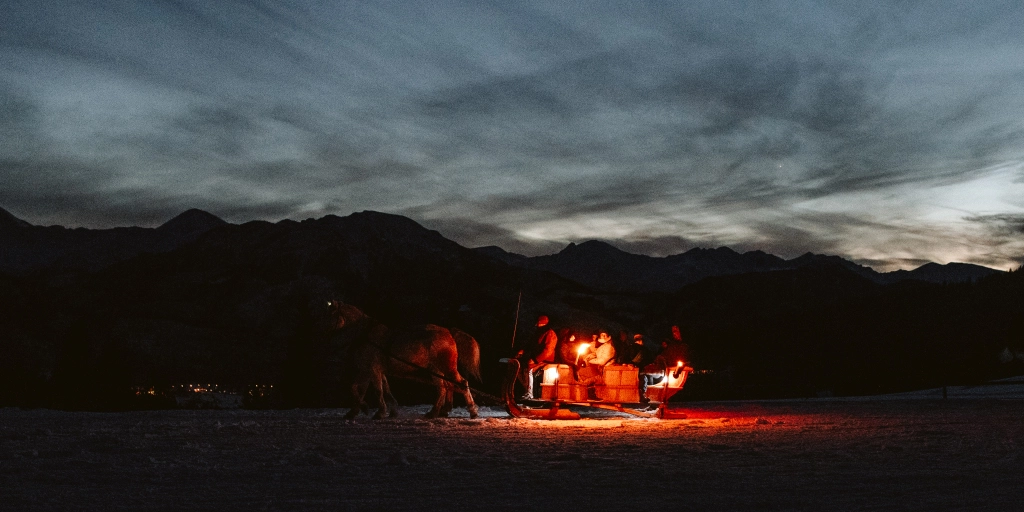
(0, 83, 39, 131)
(855, 257, 934, 271)
(2, 1, 1024, 270)
(0, 157, 182, 226)
(595, 235, 706, 257)
(966, 214, 1024, 236)
(0, 151, 322, 228)
(413, 215, 563, 256)
(407, 35, 1014, 219)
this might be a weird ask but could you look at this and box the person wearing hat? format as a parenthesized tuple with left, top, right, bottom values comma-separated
(516, 314, 559, 399)
(532, 315, 558, 365)
(583, 331, 616, 366)
(618, 333, 648, 367)
(577, 331, 616, 398)
(622, 333, 655, 402)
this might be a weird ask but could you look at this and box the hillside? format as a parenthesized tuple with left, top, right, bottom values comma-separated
(0, 208, 1021, 409)
(0, 211, 642, 408)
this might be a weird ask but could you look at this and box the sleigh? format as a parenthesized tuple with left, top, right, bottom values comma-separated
(500, 358, 691, 419)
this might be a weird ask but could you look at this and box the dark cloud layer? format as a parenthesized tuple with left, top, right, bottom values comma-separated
(968, 214, 1024, 237)
(2, 1, 1023, 270)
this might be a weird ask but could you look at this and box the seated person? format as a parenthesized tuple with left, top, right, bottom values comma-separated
(583, 331, 616, 366)
(555, 329, 579, 365)
(621, 334, 654, 402)
(618, 333, 647, 366)
(578, 332, 616, 392)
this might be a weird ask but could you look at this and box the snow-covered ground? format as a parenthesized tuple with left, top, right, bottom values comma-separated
(3, 391, 1023, 511)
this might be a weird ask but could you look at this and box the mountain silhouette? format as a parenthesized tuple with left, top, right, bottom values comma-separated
(477, 242, 1001, 292)
(14, 210, 620, 406)
(0, 208, 228, 274)
(0, 207, 1020, 409)
(473, 245, 529, 266)
(157, 208, 227, 235)
(0, 207, 32, 230)
(886, 262, 1001, 284)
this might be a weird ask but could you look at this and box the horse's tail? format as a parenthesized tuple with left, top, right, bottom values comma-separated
(450, 328, 482, 384)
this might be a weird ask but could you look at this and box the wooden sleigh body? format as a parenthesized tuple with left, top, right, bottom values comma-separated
(500, 358, 691, 419)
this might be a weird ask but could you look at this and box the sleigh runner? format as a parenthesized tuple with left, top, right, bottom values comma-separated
(501, 358, 691, 419)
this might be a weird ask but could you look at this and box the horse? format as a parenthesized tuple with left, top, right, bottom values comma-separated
(451, 327, 482, 384)
(326, 301, 479, 419)
(368, 326, 483, 417)
(439, 327, 482, 416)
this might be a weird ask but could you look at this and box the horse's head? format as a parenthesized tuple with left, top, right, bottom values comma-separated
(311, 299, 368, 333)
(310, 298, 345, 332)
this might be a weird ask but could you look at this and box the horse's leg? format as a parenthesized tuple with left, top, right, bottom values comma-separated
(381, 376, 400, 418)
(345, 380, 368, 420)
(454, 372, 479, 419)
(439, 381, 453, 418)
(439, 387, 454, 417)
(424, 379, 447, 419)
(359, 381, 372, 415)
(366, 367, 393, 420)
(438, 385, 454, 417)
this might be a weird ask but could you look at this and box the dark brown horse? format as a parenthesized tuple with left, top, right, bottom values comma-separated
(327, 301, 479, 419)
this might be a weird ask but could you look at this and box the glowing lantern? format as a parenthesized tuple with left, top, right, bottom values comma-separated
(543, 366, 560, 385)
(665, 360, 688, 386)
(574, 343, 591, 365)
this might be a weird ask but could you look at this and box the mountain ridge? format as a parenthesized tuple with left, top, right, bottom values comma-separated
(158, 208, 227, 233)
(0, 205, 1005, 289)
(0, 207, 32, 230)
(1, 206, 1021, 407)
(0, 208, 229, 274)
(474, 240, 1003, 292)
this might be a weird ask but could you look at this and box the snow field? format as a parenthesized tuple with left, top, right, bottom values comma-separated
(2, 399, 1023, 511)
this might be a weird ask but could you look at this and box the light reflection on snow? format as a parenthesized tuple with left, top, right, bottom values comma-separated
(349, 405, 740, 430)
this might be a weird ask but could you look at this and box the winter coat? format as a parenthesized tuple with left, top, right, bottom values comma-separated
(618, 342, 647, 366)
(533, 328, 558, 364)
(584, 341, 615, 366)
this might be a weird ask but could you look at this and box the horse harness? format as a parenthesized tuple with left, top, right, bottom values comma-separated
(361, 334, 503, 404)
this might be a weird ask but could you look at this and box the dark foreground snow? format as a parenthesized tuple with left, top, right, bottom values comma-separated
(2, 397, 1023, 511)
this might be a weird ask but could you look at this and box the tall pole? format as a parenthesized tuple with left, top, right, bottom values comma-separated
(511, 290, 522, 349)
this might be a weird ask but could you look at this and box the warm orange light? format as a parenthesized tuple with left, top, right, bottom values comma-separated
(574, 343, 591, 365)
(543, 366, 560, 384)
(670, 361, 686, 381)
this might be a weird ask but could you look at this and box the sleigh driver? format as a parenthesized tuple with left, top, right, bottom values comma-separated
(515, 314, 559, 400)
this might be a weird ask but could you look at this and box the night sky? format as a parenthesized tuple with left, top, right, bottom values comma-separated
(3, 1, 1024, 271)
